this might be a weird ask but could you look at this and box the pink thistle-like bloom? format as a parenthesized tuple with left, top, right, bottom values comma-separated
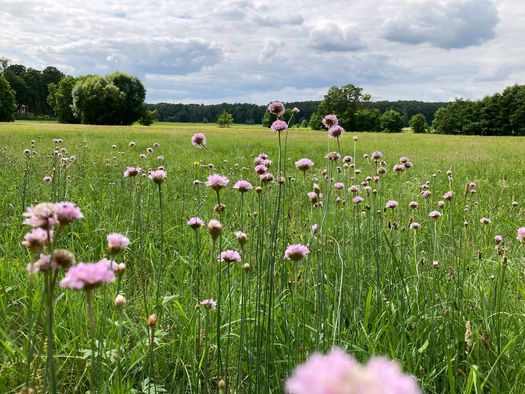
(343, 155, 353, 163)
(295, 158, 314, 172)
(325, 152, 341, 161)
(371, 151, 383, 161)
(410, 222, 421, 230)
(234, 231, 248, 245)
(494, 235, 503, 244)
(377, 166, 387, 175)
(399, 156, 409, 163)
(421, 190, 432, 199)
(23, 203, 57, 229)
(308, 191, 319, 204)
(421, 184, 429, 190)
(192, 133, 207, 147)
(43, 176, 52, 183)
(268, 101, 285, 116)
(348, 184, 360, 193)
(60, 261, 116, 290)
(404, 161, 413, 169)
(219, 250, 242, 263)
(23, 228, 53, 251)
(187, 217, 205, 229)
(285, 347, 421, 394)
(149, 169, 167, 184)
(353, 196, 364, 204)
(124, 166, 142, 178)
(27, 253, 58, 274)
(385, 200, 398, 209)
(107, 233, 130, 253)
(284, 244, 310, 261)
(393, 164, 405, 172)
(128, 141, 136, 147)
(322, 114, 338, 129)
(409, 201, 419, 209)
(55, 202, 83, 225)
(271, 120, 288, 133)
(429, 210, 442, 219)
(292, 107, 300, 113)
(328, 125, 344, 139)
(206, 174, 230, 191)
(468, 181, 477, 188)
(233, 180, 253, 192)
(480, 217, 491, 225)
(311, 224, 319, 235)
(517, 227, 525, 242)
(334, 182, 345, 190)
(200, 299, 217, 309)
(260, 172, 274, 183)
(443, 191, 454, 200)
(255, 164, 268, 175)
(438, 200, 445, 208)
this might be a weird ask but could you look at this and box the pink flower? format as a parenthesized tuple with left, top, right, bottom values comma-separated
(187, 217, 204, 229)
(494, 235, 503, 244)
(55, 202, 83, 225)
(421, 191, 431, 199)
(260, 172, 274, 183)
(348, 185, 360, 193)
(255, 164, 268, 174)
(399, 156, 409, 163)
(27, 253, 58, 274)
(517, 227, 525, 242)
(219, 250, 242, 263)
(443, 191, 454, 200)
(429, 210, 442, 219)
(409, 201, 419, 209)
(324, 152, 341, 161)
(268, 101, 285, 116)
(206, 174, 230, 191)
(343, 155, 353, 163)
(480, 217, 491, 225)
(371, 151, 383, 160)
(438, 200, 445, 208)
(22, 228, 52, 250)
(124, 167, 142, 177)
(328, 125, 344, 139)
(393, 164, 405, 172)
(334, 182, 345, 190)
(60, 261, 116, 290)
(149, 169, 167, 184)
(292, 107, 300, 113)
(234, 231, 248, 245)
(107, 233, 130, 253)
(233, 180, 253, 192)
(192, 133, 206, 147)
(352, 196, 364, 204)
(311, 224, 319, 235)
(295, 158, 314, 172)
(322, 114, 338, 129)
(271, 120, 288, 132)
(23, 203, 57, 229)
(385, 200, 398, 209)
(410, 222, 421, 230)
(200, 299, 217, 309)
(308, 192, 319, 204)
(284, 244, 310, 261)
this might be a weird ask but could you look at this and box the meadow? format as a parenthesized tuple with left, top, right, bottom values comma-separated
(1, 118, 525, 393)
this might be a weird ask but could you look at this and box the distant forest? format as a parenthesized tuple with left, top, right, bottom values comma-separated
(146, 100, 447, 127)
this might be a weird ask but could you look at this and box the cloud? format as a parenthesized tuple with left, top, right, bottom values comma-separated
(382, 0, 499, 48)
(309, 23, 365, 52)
(259, 40, 284, 62)
(216, 0, 304, 27)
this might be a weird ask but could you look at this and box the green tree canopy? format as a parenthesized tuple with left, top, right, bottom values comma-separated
(409, 113, 428, 133)
(380, 109, 404, 133)
(48, 76, 79, 123)
(0, 75, 16, 122)
(217, 111, 234, 127)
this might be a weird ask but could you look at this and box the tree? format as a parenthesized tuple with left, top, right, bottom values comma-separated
(316, 83, 368, 130)
(409, 113, 428, 133)
(380, 109, 404, 133)
(217, 111, 233, 127)
(47, 76, 79, 123)
(138, 106, 157, 126)
(354, 108, 381, 131)
(308, 112, 323, 130)
(0, 75, 16, 121)
(107, 72, 146, 125)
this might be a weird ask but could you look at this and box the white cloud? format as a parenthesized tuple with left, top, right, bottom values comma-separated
(309, 23, 365, 52)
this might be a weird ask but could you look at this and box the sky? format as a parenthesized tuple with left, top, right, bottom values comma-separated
(1, 0, 524, 104)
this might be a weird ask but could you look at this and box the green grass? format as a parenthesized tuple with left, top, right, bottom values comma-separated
(1, 120, 525, 393)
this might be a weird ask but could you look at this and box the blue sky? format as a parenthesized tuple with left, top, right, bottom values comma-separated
(1, 0, 523, 104)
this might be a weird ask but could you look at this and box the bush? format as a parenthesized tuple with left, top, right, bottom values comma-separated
(380, 109, 403, 133)
(409, 113, 428, 133)
(0, 75, 16, 122)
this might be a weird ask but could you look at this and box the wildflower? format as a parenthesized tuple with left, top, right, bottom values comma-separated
(295, 158, 314, 172)
(371, 151, 383, 161)
(410, 222, 421, 230)
(393, 164, 405, 172)
(206, 174, 229, 191)
(311, 224, 318, 235)
(271, 120, 288, 132)
(260, 172, 274, 183)
(22, 228, 52, 250)
(322, 114, 338, 129)
(325, 152, 341, 161)
(385, 200, 398, 209)
(55, 202, 83, 225)
(399, 156, 409, 163)
(377, 167, 386, 175)
(429, 211, 442, 219)
(192, 133, 206, 147)
(443, 191, 454, 200)
(255, 164, 268, 175)
(233, 180, 253, 192)
(438, 200, 445, 208)
(148, 169, 167, 184)
(219, 250, 242, 263)
(147, 314, 157, 327)
(114, 294, 127, 307)
(60, 261, 116, 290)
(200, 299, 217, 309)
(292, 107, 300, 113)
(157, 155, 164, 161)
(128, 141, 136, 147)
(207, 219, 224, 240)
(348, 185, 360, 193)
(139, 154, 147, 160)
(353, 196, 364, 204)
(285, 347, 421, 394)
(107, 233, 130, 253)
(187, 217, 204, 229)
(235, 231, 248, 245)
(124, 166, 142, 177)
(494, 235, 503, 244)
(27, 253, 56, 274)
(23, 203, 57, 229)
(480, 217, 491, 225)
(328, 125, 344, 139)
(51, 249, 75, 268)
(517, 227, 525, 242)
(334, 182, 345, 190)
(268, 101, 285, 116)
(308, 191, 319, 204)
(409, 201, 418, 209)
(404, 161, 413, 168)
(421, 191, 431, 199)
(284, 244, 310, 261)
(343, 156, 353, 163)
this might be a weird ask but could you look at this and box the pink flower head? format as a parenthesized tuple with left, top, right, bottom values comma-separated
(325, 152, 341, 161)
(385, 200, 398, 209)
(311, 224, 319, 235)
(353, 196, 364, 204)
(23, 228, 52, 251)
(128, 141, 136, 147)
(480, 217, 491, 225)
(421, 190, 432, 199)
(438, 200, 445, 208)
(284, 244, 310, 261)
(308, 191, 319, 204)
(233, 180, 253, 192)
(371, 151, 383, 160)
(271, 120, 288, 133)
(27, 254, 58, 274)
(410, 222, 421, 230)
(404, 161, 413, 169)
(343, 155, 353, 163)
(334, 182, 345, 190)
(393, 164, 405, 172)
(148, 169, 167, 184)
(348, 184, 360, 193)
(187, 217, 204, 229)
(260, 172, 274, 183)
(443, 191, 454, 201)
(23, 203, 57, 229)
(55, 202, 83, 225)
(377, 166, 387, 175)
(234, 231, 248, 245)
(409, 201, 419, 209)
(399, 156, 409, 164)
(124, 166, 142, 178)
(292, 107, 300, 113)
(517, 227, 525, 242)
(107, 233, 130, 253)
(328, 125, 344, 139)
(468, 181, 477, 188)
(268, 101, 285, 116)
(219, 250, 242, 263)
(429, 210, 442, 219)
(200, 299, 217, 309)
(494, 235, 503, 244)
(43, 176, 52, 183)
(192, 133, 207, 147)
(60, 261, 116, 290)
(206, 174, 230, 191)
(322, 114, 338, 129)
(255, 164, 268, 174)
(295, 158, 314, 172)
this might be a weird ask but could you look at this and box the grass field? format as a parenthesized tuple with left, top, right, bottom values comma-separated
(1, 120, 525, 393)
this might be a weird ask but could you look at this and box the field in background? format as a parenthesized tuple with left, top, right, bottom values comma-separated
(1, 121, 525, 393)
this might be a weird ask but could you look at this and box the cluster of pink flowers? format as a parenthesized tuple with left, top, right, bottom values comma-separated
(206, 174, 230, 191)
(285, 347, 421, 394)
(295, 158, 314, 172)
(200, 299, 217, 309)
(284, 244, 310, 261)
(60, 260, 116, 290)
